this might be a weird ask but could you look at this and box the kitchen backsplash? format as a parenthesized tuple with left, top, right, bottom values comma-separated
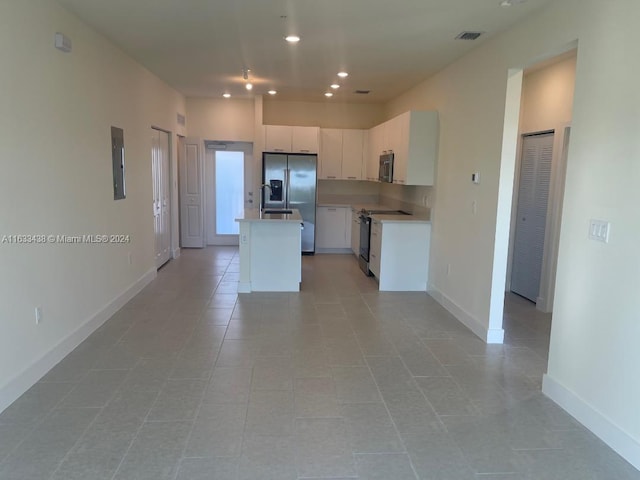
(317, 179, 432, 218)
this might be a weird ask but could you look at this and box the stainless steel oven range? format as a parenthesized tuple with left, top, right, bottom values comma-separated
(358, 208, 410, 275)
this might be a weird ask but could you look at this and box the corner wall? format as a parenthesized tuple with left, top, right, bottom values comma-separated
(385, 0, 640, 468)
(0, 1, 186, 411)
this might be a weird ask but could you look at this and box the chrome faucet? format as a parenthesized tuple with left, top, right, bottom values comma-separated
(259, 183, 272, 211)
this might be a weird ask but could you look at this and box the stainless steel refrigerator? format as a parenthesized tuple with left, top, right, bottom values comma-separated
(262, 153, 317, 254)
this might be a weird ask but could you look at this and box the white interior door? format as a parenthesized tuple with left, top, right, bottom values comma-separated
(205, 143, 253, 246)
(151, 128, 171, 268)
(180, 138, 204, 248)
(511, 132, 554, 302)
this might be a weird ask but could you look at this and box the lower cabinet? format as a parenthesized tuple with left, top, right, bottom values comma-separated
(369, 221, 382, 277)
(370, 219, 431, 291)
(350, 209, 360, 256)
(316, 206, 352, 252)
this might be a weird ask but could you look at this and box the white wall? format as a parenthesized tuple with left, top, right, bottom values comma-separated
(385, 0, 640, 467)
(519, 53, 576, 134)
(186, 97, 254, 141)
(264, 100, 385, 129)
(0, 1, 186, 411)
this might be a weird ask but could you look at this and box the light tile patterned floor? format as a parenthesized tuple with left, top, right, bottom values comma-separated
(0, 247, 638, 480)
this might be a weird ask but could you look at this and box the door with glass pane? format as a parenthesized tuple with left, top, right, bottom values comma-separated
(205, 145, 253, 245)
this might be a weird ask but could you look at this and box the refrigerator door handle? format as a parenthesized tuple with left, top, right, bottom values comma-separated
(285, 168, 290, 208)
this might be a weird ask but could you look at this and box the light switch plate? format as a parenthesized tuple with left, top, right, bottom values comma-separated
(588, 219, 610, 243)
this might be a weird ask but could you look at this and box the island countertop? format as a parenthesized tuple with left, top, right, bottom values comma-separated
(236, 208, 303, 223)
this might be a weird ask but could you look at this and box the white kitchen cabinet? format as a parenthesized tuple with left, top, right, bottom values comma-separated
(342, 130, 364, 180)
(369, 220, 382, 277)
(369, 218, 431, 291)
(264, 125, 319, 153)
(316, 206, 351, 252)
(385, 114, 403, 156)
(350, 208, 361, 256)
(366, 123, 384, 181)
(319, 129, 365, 180)
(365, 111, 438, 186)
(392, 111, 438, 186)
(319, 129, 343, 179)
(292, 126, 319, 153)
(264, 125, 293, 152)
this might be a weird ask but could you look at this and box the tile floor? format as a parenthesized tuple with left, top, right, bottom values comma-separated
(0, 247, 638, 480)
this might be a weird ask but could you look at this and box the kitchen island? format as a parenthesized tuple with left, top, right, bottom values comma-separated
(235, 209, 303, 293)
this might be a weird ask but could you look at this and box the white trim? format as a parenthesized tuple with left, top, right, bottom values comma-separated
(237, 282, 252, 293)
(0, 267, 156, 414)
(428, 286, 505, 344)
(542, 374, 640, 471)
(172, 247, 181, 259)
(315, 248, 352, 254)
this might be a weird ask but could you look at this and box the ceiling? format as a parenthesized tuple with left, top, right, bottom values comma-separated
(55, 0, 554, 103)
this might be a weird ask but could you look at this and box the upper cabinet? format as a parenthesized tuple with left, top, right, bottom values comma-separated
(319, 128, 366, 180)
(366, 111, 439, 186)
(392, 111, 438, 186)
(366, 123, 385, 181)
(264, 111, 437, 185)
(342, 130, 365, 180)
(264, 125, 319, 153)
(292, 127, 319, 153)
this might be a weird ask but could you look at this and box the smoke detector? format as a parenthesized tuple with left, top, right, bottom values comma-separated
(455, 31, 484, 41)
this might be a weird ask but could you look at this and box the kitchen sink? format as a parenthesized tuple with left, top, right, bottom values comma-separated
(263, 209, 293, 214)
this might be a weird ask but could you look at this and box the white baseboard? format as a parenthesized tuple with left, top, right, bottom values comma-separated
(428, 285, 504, 344)
(0, 267, 157, 414)
(172, 247, 181, 259)
(315, 248, 354, 254)
(542, 374, 640, 471)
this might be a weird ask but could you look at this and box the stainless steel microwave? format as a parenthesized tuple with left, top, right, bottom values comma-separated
(379, 153, 394, 183)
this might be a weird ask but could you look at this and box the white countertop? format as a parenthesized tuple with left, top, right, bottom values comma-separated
(370, 214, 430, 224)
(236, 208, 303, 223)
(315, 202, 431, 223)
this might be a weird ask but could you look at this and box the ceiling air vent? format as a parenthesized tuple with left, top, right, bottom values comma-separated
(455, 31, 483, 41)
(354, 90, 371, 95)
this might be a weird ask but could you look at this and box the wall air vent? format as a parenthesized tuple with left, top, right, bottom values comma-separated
(455, 31, 484, 41)
(354, 90, 371, 95)
(177, 113, 186, 126)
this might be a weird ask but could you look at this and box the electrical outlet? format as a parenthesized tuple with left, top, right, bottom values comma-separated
(35, 307, 42, 325)
(446, 264, 451, 276)
(588, 219, 610, 243)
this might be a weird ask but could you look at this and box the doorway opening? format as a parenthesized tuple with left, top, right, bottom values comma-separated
(507, 49, 577, 314)
(489, 44, 577, 342)
(204, 142, 253, 246)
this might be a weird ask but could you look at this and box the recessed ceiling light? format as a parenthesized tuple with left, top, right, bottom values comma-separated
(268, 90, 277, 95)
(500, 0, 526, 5)
(324, 92, 333, 98)
(245, 83, 253, 91)
(223, 93, 231, 98)
(337, 72, 349, 78)
(285, 35, 300, 43)
(330, 84, 340, 89)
